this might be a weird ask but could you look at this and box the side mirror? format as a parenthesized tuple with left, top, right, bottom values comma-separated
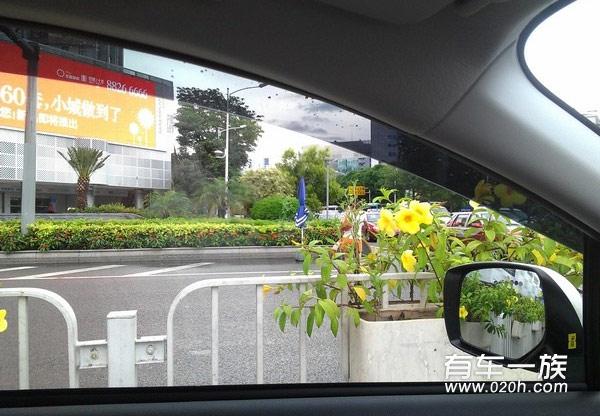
(444, 262, 583, 378)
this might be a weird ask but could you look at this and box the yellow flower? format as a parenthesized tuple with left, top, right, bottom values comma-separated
(494, 184, 526, 207)
(459, 306, 469, 320)
(505, 296, 518, 308)
(531, 249, 545, 266)
(387, 279, 398, 290)
(468, 200, 480, 209)
(409, 200, 433, 225)
(474, 180, 494, 204)
(394, 208, 421, 234)
(353, 286, 367, 301)
(377, 209, 398, 237)
(262, 285, 273, 295)
(366, 252, 378, 262)
(0, 309, 7, 333)
(400, 249, 417, 272)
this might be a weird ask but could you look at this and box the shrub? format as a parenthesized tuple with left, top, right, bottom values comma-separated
(0, 219, 338, 252)
(250, 195, 298, 220)
(144, 191, 194, 218)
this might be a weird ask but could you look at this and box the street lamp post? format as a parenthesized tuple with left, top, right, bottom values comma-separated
(214, 125, 246, 217)
(222, 83, 266, 218)
(0, 26, 39, 235)
(324, 158, 331, 220)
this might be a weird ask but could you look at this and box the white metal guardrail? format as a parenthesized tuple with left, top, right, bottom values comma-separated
(165, 272, 435, 386)
(0, 272, 435, 388)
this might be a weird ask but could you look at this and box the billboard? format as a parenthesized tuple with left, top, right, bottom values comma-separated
(0, 41, 158, 148)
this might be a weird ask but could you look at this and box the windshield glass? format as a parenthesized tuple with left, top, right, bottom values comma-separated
(525, 0, 600, 127)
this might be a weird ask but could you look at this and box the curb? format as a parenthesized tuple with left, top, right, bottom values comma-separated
(0, 246, 300, 265)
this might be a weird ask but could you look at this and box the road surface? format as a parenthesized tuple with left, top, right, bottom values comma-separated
(0, 259, 345, 389)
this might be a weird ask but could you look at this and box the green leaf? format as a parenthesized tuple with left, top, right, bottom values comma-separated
(318, 298, 340, 321)
(273, 306, 282, 320)
(347, 307, 361, 327)
(315, 283, 327, 299)
(466, 240, 482, 253)
(278, 310, 287, 332)
(542, 237, 557, 256)
(464, 227, 482, 238)
(333, 259, 348, 273)
(315, 302, 325, 327)
(321, 262, 333, 281)
(306, 309, 315, 337)
(290, 308, 301, 327)
(552, 255, 574, 268)
(336, 273, 348, 288)
(484, 229, 496, 242)
(328, 288, 340, 301)
(299, 289, 313, 306)
(416, 246, 428, 270)
(303, 253, 311, 275)
(330, 316, 339, 336)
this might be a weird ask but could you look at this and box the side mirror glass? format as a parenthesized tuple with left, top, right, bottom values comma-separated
(460, 268, 545, 360)
(445, 262, 583, 378)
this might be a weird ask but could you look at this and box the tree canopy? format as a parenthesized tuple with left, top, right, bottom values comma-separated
(278, 145, 345, 213)
(174, 87, 263, 182)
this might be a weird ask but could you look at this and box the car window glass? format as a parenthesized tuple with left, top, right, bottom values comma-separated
(524, 0, 600, 129)
(0, 23, 585, 390)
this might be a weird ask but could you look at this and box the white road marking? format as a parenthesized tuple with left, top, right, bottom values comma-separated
(0, 266, 36, 273)
(123, 262, 213, 277)
(0, 269, 307, 281)
(5, 265, 125, 280)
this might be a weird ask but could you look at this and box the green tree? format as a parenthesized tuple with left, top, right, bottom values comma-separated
(278, 145, 344, 213)
(339, 164, 466, 211)
(57, 146, 109, 209)
(174, 88, 263, 187)
(170, 153, 204, 196)
(239, 167, 295, 201)
(194, 178, 249, 217)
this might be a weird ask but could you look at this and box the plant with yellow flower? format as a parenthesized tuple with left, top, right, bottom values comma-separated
(272, 186, 582, 337)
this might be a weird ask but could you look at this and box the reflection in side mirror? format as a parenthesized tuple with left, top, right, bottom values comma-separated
(444, 262, 583, 380)
(460, 268, 545, 360)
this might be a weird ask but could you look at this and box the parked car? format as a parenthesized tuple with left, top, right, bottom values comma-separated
(447, 210, 521, 239)
(318, 205, 343, 219)
(363, 210, 380, 241)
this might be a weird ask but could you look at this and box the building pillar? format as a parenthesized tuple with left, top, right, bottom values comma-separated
(134, 189, 144, 209)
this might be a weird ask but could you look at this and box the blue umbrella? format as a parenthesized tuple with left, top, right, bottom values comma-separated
(294, 176, 309, 229)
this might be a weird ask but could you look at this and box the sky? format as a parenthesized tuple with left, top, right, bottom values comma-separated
(123, 50, 370, 168)
(524, 0, 600, 114)
(124, 0, 599, 167)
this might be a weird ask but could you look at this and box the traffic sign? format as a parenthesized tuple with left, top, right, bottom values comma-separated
(347, 185, 366, 196)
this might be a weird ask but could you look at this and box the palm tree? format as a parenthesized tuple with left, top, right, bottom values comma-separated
(58, 146, 110, 209)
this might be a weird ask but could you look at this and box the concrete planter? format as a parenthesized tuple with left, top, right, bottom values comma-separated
(349, 317, 457, 382)
(348, 316, 538, 382)
(460, 321, 492, 349)
(511, 320, 525, 339)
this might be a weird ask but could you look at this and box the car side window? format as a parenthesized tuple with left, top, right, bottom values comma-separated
(0, 21, 585, 392)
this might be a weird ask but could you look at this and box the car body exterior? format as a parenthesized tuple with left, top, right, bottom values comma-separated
(447, 210, 521, 239)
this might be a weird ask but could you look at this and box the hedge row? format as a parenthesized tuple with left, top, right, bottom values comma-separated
(0, 220, 340, 252)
